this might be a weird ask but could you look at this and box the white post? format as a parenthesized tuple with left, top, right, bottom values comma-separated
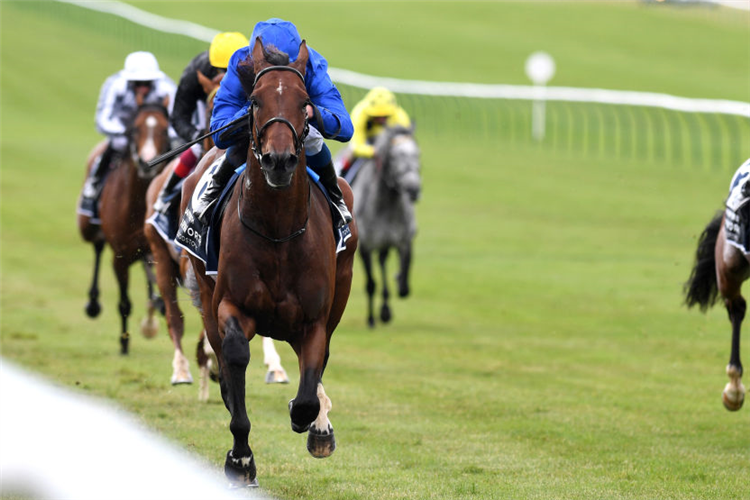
(525, 52, 556, 142)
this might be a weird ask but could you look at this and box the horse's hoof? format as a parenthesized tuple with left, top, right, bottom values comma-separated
(722, 383, 745, 411)
(85, 301, 101, 318)
(398, 286, 410, 298)
(171, 373, 194, 385)
(367, 317, 375, 329)
(140, 316, 158, 339)
(380, 305, 392, 323)
(265, 369, 289, 384)
(307, 426, 336, 459)
(224, 450, 257, 487)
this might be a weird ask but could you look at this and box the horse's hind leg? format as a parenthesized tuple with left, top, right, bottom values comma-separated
(378, 248, 392, 323)
(262, 336, 289, 384)
(396, 241, 412, 298)
(85, 240, 105, 318)
(722, 295, 746, 411)
(359, 248, 377, 328)
(113, 258, 132, 355)
(139, 256, 159, 340)
(716, 238, 747, 411)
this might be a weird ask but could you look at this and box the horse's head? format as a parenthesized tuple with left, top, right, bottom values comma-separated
(377, 125, 422, 203)
(242, 37, 310, 189)
(127, 96, 171, 180)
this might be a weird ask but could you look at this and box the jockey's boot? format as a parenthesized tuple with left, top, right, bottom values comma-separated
(193, 154, 237, 223)
(153, 169, 182, 216)
(311, 160, 352, 228)
(80, 142, 116, 213)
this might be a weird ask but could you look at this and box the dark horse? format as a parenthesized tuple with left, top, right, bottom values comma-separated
(349, 125, 421, 327)
(684, 184, 748, 411)
(181, 40, 357, 485)
(144, 71, 222, 388)
(78, 98, 171, 354)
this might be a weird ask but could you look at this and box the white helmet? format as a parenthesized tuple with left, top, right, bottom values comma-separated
(122, 51, 164, 81)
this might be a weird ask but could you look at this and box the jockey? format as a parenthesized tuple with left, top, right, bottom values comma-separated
(80, 52, 176, 215)
(152, 32, 249, 216)
(201, 18, 354, 227)
(340, 87, 411, 181)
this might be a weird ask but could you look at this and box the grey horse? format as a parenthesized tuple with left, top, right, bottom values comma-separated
(347, 125, 421, 327)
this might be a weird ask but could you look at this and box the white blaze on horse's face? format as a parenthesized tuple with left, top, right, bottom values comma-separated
(276, 80, 284, 96)
(139, 115, 159, 163)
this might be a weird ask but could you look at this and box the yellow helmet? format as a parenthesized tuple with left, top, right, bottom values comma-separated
(365, 87, 397, 117)
(209, 32, 249, 69)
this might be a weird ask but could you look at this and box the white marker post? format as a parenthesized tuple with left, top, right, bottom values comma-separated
(525, 52, 556, 141)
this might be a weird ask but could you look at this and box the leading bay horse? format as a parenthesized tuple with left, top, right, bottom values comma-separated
(181, 40, 357, 485)
(145, 70, 289, 394)
(684, 159, 750, 411)
(78, 97, 171, 354)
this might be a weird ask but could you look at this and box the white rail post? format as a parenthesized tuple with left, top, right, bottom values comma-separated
(525, 52, 556, 141)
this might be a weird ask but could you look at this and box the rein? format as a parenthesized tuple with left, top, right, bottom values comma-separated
(237, 175, 311, 243)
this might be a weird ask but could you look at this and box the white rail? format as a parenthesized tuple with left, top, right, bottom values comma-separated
(57, 0, 750, 118)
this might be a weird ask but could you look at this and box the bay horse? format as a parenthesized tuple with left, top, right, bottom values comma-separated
(181, 39, 357, 486)
(78, 97, 171, 354)
(684, 159, 750, 411)
(145, 71, 289, 393)
(349, 125, 421, 327)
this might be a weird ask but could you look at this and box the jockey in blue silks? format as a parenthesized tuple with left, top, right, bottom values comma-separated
(196, 18, 354, 227)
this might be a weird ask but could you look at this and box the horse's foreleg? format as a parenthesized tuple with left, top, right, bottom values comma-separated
(155, 252, 192, 385)
(290, 323, 335, 458)
(217, 302, 257, 487)
(307, 382, 335, 458)
(262, 336, 289, 384)
(397, 242, 412, 298)
(378, 248, 392, 323)
(113, 257, 131, 355)
(359, 249, 377, 328)
(85, 240, 105, 318)
(723, 296, 746, 411)
(139, 256, 159, 340)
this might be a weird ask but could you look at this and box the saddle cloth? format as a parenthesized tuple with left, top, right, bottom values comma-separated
(144, 178, 186, 253)
(174, 156, 351, 275)
(725, 158, 750, 254)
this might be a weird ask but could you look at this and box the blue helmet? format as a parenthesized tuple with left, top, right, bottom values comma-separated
(250, 18, 302, 61)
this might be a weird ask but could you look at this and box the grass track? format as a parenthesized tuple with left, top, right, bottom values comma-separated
(1, 2, 749, 499)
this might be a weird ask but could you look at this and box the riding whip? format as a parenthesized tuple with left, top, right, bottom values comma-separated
(146, 113, 249, 169)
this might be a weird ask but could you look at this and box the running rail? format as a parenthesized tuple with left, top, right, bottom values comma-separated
(57, 0, 750, 118)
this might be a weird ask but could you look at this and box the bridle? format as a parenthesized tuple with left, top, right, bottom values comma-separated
(238, 65, 312, 243)
(247, 66, 310, 163)
(128, 104, 169, 179)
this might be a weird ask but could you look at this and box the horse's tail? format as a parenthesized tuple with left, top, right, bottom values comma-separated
(683, 210, 723, 312)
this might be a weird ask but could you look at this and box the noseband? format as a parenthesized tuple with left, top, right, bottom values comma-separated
(248, 66, 310, 163)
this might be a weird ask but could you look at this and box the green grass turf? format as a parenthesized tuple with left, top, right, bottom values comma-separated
(1, 1, 749, 499)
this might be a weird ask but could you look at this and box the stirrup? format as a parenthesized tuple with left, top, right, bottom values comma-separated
(333, 203, 352, 228)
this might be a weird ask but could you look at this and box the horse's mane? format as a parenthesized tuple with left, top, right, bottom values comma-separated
(237, 44, 291, 97)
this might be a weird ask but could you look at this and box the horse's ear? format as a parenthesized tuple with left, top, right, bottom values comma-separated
(136, 92, 144, 108)
(293, 40, 309, 77)
(162, 95, 170, 109)
(196, 70, 214, 95)
(251, 36, 267, 72)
